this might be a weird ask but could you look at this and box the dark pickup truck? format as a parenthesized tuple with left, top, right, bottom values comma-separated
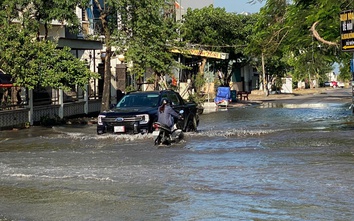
(97, 90, 199, 135)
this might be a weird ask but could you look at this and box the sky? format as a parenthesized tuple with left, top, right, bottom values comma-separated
(181, 0, 265, 14)
(213, 0, 265, 13)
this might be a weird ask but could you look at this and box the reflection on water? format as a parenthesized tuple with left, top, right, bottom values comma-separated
(1, 101, 354, 221)
(260, 101, 350, 109)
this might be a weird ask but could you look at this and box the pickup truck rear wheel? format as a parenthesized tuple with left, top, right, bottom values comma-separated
(186, 116, 197, 132)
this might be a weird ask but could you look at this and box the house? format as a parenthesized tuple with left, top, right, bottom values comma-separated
(1, 2, 105, 128)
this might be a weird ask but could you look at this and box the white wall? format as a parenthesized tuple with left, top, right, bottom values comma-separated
(281, 78, 293, 93)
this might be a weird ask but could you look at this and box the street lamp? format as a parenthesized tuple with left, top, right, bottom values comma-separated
(100, 51, 106, 62)
(118, 54, 125, 63)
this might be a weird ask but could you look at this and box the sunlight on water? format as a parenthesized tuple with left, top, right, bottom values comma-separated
(260, 102, 350, 109)
(184, 138, 264, 151)
(197, 128, 283, 138)
(260, 102, 329, 109)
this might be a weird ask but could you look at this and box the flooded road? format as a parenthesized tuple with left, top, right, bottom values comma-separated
(1, 88, 354, 221)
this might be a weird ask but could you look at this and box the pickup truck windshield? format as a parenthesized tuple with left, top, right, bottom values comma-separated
(116, 94, 159, 107)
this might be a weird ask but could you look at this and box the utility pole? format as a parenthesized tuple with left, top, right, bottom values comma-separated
(178, 0, 182, 83)
(352, 55, 354, 113)
(261, 52, 267, 96)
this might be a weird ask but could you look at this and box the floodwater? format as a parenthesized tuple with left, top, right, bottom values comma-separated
(1, 89, 354, 221)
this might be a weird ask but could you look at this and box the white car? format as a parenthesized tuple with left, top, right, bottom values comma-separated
(337, 82, 345, 88)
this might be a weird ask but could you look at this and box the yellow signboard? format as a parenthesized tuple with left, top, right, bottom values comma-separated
(341, 10, 354, 51)
(341, 11, 354, 21)
(171, 49, 229, 60)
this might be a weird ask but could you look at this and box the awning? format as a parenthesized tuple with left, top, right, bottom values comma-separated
(57, 38, 103, 50)
(0, 70, 13, 88)
(171, 48, 229, 60)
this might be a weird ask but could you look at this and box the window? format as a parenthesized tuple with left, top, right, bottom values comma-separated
(168, 93, 180, 105)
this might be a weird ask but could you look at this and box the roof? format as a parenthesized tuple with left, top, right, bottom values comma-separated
(127, 90, 161, 95)
(57, 38, 103, 50)
(127, 90, 177, 95)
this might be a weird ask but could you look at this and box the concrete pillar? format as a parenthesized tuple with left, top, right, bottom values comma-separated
(28, 89, 33, 125)
(97, 63, 104, 98)
(58, 89, 64, 119)
(115, 64, 127, 103)
(116, 64, 127, 91)
(84, 84, 89, 114)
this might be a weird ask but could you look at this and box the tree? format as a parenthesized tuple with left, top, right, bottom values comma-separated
(90, 0, 120, 111)
(282, 1, 337, 86)
(182, 6, 256, 87)
(0, 25, 97, 90)
(251, 0, 354, 84)
(116, 0, 183, 90)
(288, 0, 354, 83)
(0, 0, 85, 39)
(245, 0, 289, 94)
(92, 0, 182, 110)
(0, 0, 98, 93)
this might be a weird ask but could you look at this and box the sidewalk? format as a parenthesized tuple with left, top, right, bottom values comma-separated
(247, 87, 333, 102)
(202, 87, 336, 112)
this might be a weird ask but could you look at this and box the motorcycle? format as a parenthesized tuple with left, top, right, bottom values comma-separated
(153, 111, 184, 146)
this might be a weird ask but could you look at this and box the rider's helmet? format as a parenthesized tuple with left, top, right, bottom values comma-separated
(161, 98, 170, 105)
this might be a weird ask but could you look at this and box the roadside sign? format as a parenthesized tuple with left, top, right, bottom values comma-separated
(340, 10, 354, 51)
(171, 48, 229, 60)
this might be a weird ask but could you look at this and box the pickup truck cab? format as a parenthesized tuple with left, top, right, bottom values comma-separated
(97, 90, 199, 135)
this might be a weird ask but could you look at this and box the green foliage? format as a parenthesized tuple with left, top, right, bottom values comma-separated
(90, 0, 120, 111)
(186, 73, 206, 106)
(193, 73, 206, 91)
(0, 25, 98, 91)
(114, 0, 354, 88)
(125, 85, 136, 93)
(115, 0, 182, 83)
(338, 58, 352, 82)
(245, 0, 354, 85)
(283, 0, 354, 83)
(182, 6, 253, 57)
(188, 93, 204, 106)
(0, 0, 97, 91)
(0, 0, 85, 38)
(246, 0, 289, 78)
(181, 5, 258, 96)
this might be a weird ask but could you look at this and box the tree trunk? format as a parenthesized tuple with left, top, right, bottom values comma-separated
(44, 22, 48, 40)
(1, 89, 9, 105)
(11, 87, 21, 109)
(261, 52, 268, 95)
(154, 73, 160, 90)
(198, 58, 206, 75)
(101, 46, 112, 111)
(100, 11, 112, 111)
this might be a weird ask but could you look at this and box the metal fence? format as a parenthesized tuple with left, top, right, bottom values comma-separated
(0, 87, 102, 129)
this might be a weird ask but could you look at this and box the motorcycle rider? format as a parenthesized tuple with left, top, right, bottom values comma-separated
(157, 98, 182, 130)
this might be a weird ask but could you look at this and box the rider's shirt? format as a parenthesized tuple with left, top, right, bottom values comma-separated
(157, 105, 180, 129)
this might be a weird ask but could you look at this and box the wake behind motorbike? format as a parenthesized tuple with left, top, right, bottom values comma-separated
(153, 111, 184, 146)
